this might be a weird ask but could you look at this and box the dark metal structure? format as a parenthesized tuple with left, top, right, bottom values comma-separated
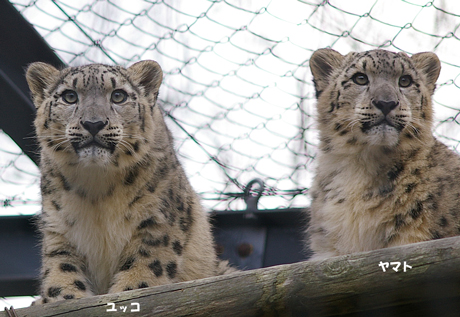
(0, 0, 309, 297)
(0, 208, 308, 297)
(0, 0, 65, 165)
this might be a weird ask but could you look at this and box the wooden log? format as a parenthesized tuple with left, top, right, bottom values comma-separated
(3, 236, 460, 316)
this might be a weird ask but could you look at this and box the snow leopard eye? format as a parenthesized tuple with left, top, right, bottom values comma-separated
(399, 75, 413, 88)
(352, 73, 369, 85)
(111, 89, 128, 104)
(62, 90, 78, 104)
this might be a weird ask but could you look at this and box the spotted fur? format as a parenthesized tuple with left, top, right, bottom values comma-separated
(26, 61, 232, 304)
(307, 48, 460, 260)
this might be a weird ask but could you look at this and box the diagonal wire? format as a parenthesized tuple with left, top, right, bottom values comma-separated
(51, 0, 117, 64)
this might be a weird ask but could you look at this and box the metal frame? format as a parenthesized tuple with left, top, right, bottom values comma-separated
(0, 208, 309, 297)
(0, 0, 64, 165)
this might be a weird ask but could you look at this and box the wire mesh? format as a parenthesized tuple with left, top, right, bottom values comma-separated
(2, 0, 460, 215)
(0, 130, 40, 215)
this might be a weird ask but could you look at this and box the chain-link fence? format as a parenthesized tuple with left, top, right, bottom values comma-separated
(0, 130, 40, 215)
(2, 0, 460, 215)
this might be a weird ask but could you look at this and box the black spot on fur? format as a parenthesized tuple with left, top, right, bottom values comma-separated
(134, 141, 140, 153)
(172, 241, 183, 255)
(439, 216, 448, 227)
(106, 185, 115, 197)
(74, 280, 86, 291)
(64, 294, 75, 300)
(179, 217, 190, 232)
(320, 136, 332, 151)
(124, 166, 139, 185)
(168, 187, 175, 202)
(120, 257, 136, 271)
(404, 132, 413, 139)
(48, 287, 62, 298)
(361, 121, 373, 133)
(347, 137, 357, 145)
(336, 198, 345, 204)
(149, 260, 163, 277)
(138, 217, 156, 229)
(112, 154, 120, 167)
(138, 282, 149, 289)
(40, 176, 53, 195)
(329, 102, 337, 113)
(159, 198, 171, 215)
(142, 237, 162, 247)
(186, 200, 193, 215)
(179, 204, 194, 232)
(410, 201, 423, 219)
(124, 287, 133, 291)
(147, 180, 158, 193)
(161, 198, 171, 209)
(176, 198, 185, 213)
(142, 232, 169, 248)
(394, 214, 405, 230)
(407, 148, 419, 159)
(386, 234, 396, 245)
(167, 212, 176, 225)
(387, 163, 404, 181)
(426, 193, 438, 210)
(157, 160, 170, 178)
(166, 262, 177, 279)
(431, 230, 442, 240)
(60, 263, 77, 273)
(129, 195, 143, 207)
(51, 200, 61, 211)
(139, 248, 150, 257)
(405, 183, 416, 193)
(76, 188, 87, 199)
(163, 234, 170, 247)
(58, 173, 72, 191)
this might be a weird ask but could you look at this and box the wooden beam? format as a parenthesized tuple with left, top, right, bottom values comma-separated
(4, 236, 460, 316)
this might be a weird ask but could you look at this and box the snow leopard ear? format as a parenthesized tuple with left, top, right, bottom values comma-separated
(127, 60, 163, 99)
(410, 52, 441, 94)
(26, 62, 60, 107)
(309, 48, 344, 98)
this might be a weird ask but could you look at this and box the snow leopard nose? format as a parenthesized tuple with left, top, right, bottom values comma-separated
(81, 120, 108, 136)
(372, 100, 399, 116)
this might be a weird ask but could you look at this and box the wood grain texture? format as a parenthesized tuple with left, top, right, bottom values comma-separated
(3, 236, 460, 316)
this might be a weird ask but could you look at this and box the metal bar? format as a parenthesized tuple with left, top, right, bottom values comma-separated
(0, 208, 309, 297)
(0, 0, 65, 165)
